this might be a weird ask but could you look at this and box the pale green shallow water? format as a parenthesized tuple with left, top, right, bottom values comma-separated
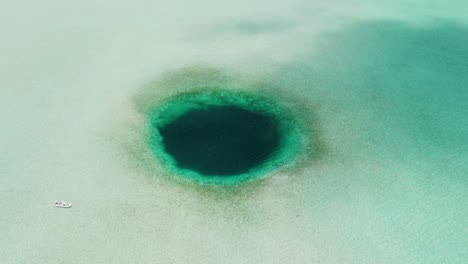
(1, 1, 467, 263)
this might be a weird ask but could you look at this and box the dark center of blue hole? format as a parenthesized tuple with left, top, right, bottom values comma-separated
(157, 105, 281, 176)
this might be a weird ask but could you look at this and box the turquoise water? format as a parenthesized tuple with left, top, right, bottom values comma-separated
(1, 1, 467, 263)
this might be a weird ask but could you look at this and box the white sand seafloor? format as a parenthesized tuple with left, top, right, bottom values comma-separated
(1, 1, 467, 263)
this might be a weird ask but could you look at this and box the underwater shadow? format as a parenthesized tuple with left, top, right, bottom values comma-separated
(274, 20, 468, 160)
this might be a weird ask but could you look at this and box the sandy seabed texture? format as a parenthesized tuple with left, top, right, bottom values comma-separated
(1, 1, 467, 263)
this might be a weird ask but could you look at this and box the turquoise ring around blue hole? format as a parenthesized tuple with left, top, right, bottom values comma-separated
(146, 89, 305, 185)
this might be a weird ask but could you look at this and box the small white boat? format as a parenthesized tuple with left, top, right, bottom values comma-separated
(54, 201, 72, 208)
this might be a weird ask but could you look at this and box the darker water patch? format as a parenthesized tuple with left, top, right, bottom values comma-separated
(143, 89, 311, 185)
(157, 105, 281, 176)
